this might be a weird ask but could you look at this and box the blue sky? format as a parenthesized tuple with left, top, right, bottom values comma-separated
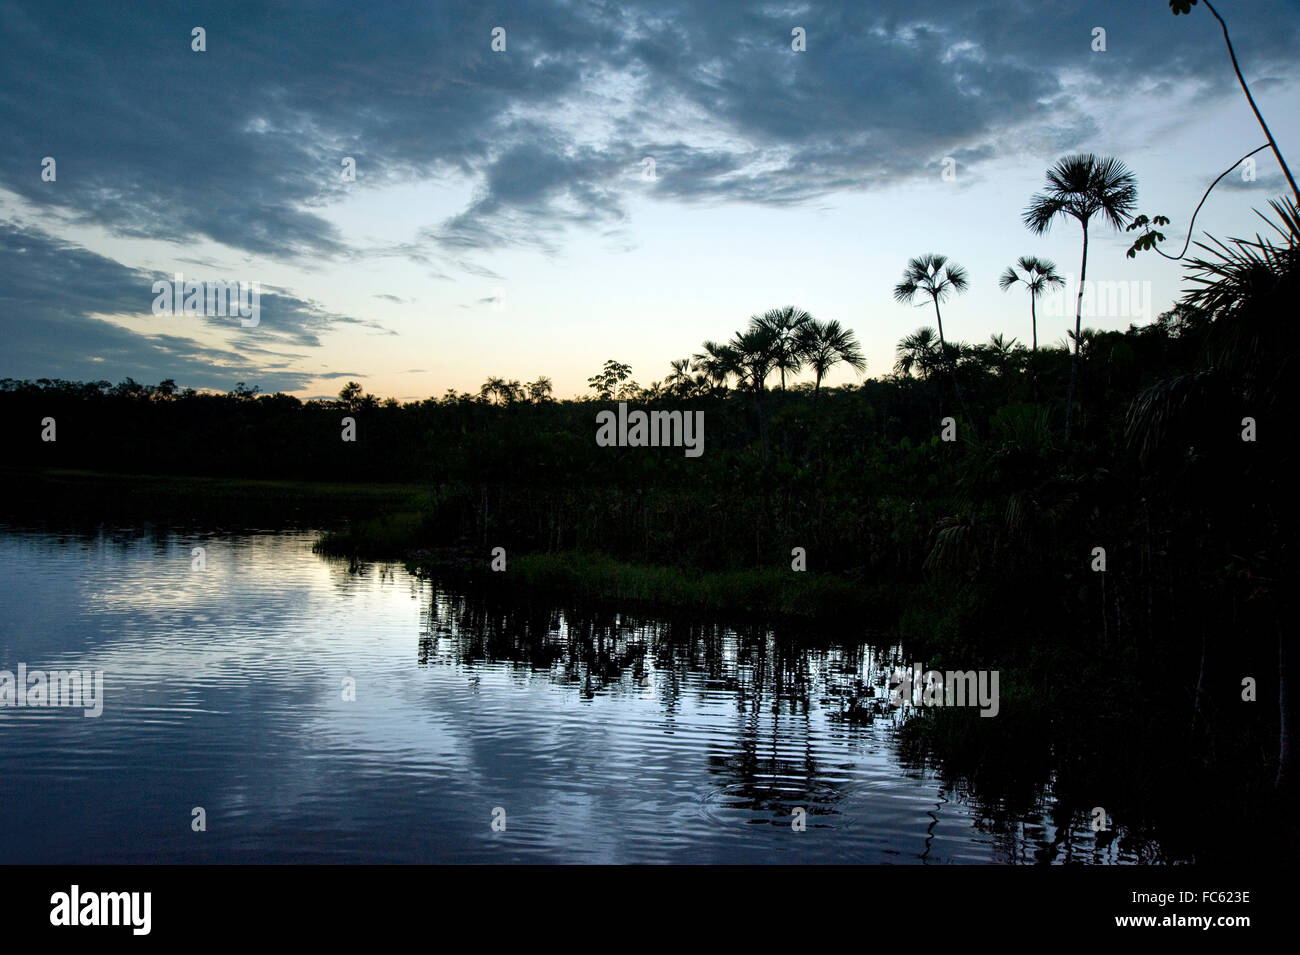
(2, 0, 1297, 399)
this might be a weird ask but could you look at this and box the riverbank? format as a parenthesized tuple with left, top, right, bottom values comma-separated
(398, 547, 874, 622)
(2, 469, 872, 621)
(0, 467, 427, 525)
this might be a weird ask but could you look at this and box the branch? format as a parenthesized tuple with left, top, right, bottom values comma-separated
(1127, 143, 1270, 260)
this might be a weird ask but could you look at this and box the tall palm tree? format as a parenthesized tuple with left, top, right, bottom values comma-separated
(999, 255, 1064, 400)
(893, 254, 971, 412)
(1023, 154, 1137, 435)
(894, 326, 942, 380)
(998, 256, 1063, 355)
(753, 306, 812, 389)
(797, 318, 866, 398)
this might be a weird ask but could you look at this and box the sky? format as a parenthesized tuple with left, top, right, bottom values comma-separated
(1, 0, 1297, 401)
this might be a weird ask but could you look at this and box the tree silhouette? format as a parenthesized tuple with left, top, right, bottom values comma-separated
(728, 322, 779, 394)
(1170, 0, 1299, 204)
(999, 255, 1064, 400)
(1023, 154, 1137, 436)
(893, 254, 971, 416)
(693, 340, 740, 393)
(753, 306, 812, 389)
(894, 326, 942, 380)
(798, 318, 866, 399)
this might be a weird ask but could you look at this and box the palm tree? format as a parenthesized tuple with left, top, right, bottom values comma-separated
(893, 254, 971, 412)
(983, 333, 1020, 377)
(729, 322, 779, 393)
(797, 318, 866, 398)
(753, 306, 812, 389)
(525, 376, 553, 402)
(999, 256, 1064, 400)
(1023, 154, 1137, 436)
(479, 376, 520, 404)
(693, 340, 740, 393)
(664, 358, 694, 396)
(998, 256, 1063, 355)
(894, 327, 942, 380)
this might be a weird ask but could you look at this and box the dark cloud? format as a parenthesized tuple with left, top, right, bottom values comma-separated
(4, 0, 1292, 262)
(0, 220, 376, 391)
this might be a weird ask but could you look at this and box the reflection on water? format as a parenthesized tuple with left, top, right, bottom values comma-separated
(0, 526, 1173, 863)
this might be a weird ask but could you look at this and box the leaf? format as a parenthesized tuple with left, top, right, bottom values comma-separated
(1169, 0, 1198, 14)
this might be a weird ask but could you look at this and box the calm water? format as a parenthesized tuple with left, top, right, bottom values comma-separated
(0, 526, 1163, 863)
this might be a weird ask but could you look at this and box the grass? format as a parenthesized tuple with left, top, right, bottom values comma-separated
(407, 549, 870, 621)
(4, 468, 868, 621)
(314, 510, 428, 555)
(0, 467, 427, 523)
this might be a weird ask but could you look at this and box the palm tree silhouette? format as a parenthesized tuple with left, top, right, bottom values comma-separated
(894, 326, 942, 380)
(664, 358, 694, 396)
(1023, 154, 1137, 436)
(999, 255, 1064, 401)
(797, 318, 866, 400)
(693, 340, 741, 395)
(998, 256, 1063, 356)
(479, 376, 521, 404)
(753, 306, 812, 389)
(893, 254, 971, 414)
(984, 333, 1020, 376)
(729, 322, 779, 394)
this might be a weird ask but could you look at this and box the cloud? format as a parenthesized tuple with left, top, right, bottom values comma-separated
(3, 0, 1292, 265)
(0, 220, 377, 391)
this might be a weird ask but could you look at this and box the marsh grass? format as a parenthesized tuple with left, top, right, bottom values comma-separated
(406, 548, 869, 621)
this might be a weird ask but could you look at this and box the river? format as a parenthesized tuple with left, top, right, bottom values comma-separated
(0, 525, 1169, 863)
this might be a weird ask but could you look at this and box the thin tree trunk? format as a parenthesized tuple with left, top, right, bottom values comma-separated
(1031, 294, 1039, 402)
(1204, 1, 1300, 206)
(1031, 294, 1038, 353)
(1064, 224, 1089, 437)
(933, 299, 970, 421)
